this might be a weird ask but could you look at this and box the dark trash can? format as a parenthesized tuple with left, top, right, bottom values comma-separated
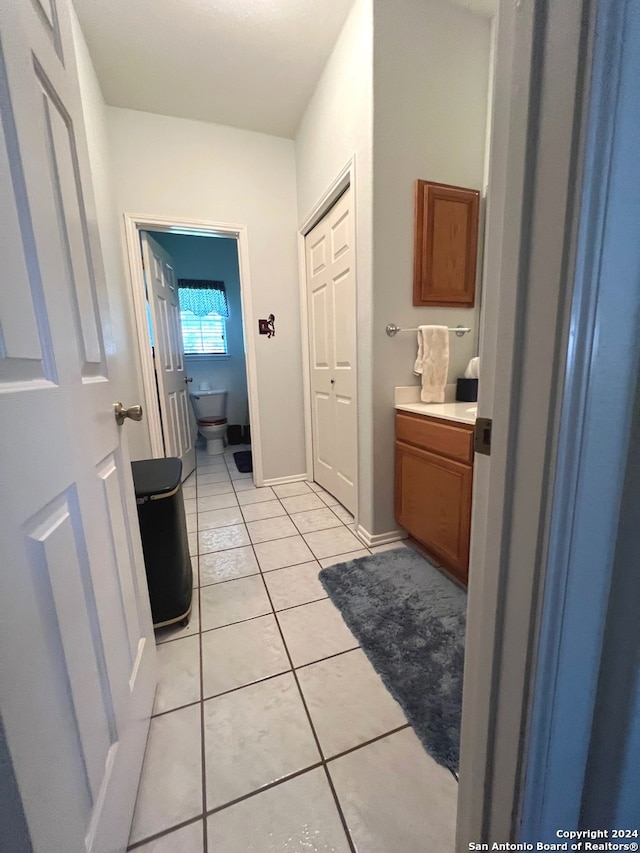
(131, 457, 193, 629)
(227, 424, 243, 445)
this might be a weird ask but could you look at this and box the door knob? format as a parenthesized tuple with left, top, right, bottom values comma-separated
(114, 402, 143, 425)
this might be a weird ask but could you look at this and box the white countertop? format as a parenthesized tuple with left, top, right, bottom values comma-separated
(395, 400, 477, 425)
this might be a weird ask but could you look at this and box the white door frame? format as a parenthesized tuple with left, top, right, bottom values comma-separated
(458, 0, 610, 844)
(123, 214, 264, 484)
(297, 158, 358, 519)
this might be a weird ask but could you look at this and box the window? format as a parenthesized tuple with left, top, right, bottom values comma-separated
(178, 280, 228, 355)
(180, 310, 227, 355)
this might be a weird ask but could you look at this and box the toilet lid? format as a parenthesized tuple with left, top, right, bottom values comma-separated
(198, 417, 227, 425)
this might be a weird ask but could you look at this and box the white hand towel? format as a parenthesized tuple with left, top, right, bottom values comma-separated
(413, 325, 449, 403)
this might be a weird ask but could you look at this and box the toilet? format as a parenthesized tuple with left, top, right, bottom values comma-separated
(189, 389, 228, 455)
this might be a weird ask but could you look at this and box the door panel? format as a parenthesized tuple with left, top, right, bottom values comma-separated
(0, 2, 156, 851)
(141, 232, 195, 479)
(305, 188, 357, 514)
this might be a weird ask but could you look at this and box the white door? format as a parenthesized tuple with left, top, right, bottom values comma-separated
(141, 232, 196, 479)
(305, 188, 357, 513)
(0, 2, 156, 852)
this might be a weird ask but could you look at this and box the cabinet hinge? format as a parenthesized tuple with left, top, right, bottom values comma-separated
(474, 417, 492, 456)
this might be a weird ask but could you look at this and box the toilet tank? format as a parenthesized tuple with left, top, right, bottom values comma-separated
(189, 390, 227, 420)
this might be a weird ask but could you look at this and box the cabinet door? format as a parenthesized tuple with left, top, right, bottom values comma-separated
(395, 440, 472, 584)
(413, 180, 480, 307)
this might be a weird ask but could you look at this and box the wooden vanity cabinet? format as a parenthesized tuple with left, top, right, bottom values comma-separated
(413, 179, 480, 307)
(395, 411, 474, 586)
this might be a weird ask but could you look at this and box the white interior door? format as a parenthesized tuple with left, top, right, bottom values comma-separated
(306, 188, 357, 513)
(0, 2, 156, 852)
(141, 232, 195, 479)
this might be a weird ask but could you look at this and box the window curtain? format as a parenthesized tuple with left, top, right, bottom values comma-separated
(177, 279, 228, 317)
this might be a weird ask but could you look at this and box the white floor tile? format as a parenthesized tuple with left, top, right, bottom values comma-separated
(196, 480, 235, 497)
(192, 557, 199, 588)
(200, 575, 271, 631)
(197, 470, 231, 485)
(237, 487, 276, 505)
(328, 728, 457, 853)
(253, 535, 315, 572)
(198, 506, 244, 531)
(303, 527, 364, 560)
(229, 469, 253, 481)
(201, 614, 290, 698)
(247, 515, 298, 544)
(203, 673, 320, 809)
(263, 561, 327, 611)
(297, 649, 407, 758)
(318, 549, 370, 568)
(240, 499, 287, 523)
(271, 481, 314, 498)
(186, 513, 197, 534)
(133, 820, 204, 853)
(198, 524, 250, 555)
(182, 485, 197, 500)
(188, 532, 198, 557)
(195, 492, 239, 512)
(207, 768, 350, 853)
(280, 493, 326, 514)
(199, 546, 259, 586)
(233, 479, 258, 492)
(317, 491, 339, 507)
(153, 634, 200, 715)
(183, 498, 197, 515)
(289, 507, 343, 534)
(330, 504, 355, 524)
(155, 590, 200, 644)
(277, 599, 358, 667)
(129, 704, 202, 845)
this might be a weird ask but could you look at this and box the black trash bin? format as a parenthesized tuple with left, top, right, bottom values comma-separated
(131, 457, 193, 629)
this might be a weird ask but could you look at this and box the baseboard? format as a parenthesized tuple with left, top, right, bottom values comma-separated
(261, 474, 309, 487)
(355, 526, 408, 548)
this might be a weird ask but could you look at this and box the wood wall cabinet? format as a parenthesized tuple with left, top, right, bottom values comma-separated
(413, 179, 480, 307)
(395, 411, 474, 586)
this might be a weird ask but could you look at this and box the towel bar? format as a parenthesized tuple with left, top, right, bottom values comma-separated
(386, 323, 471, 338)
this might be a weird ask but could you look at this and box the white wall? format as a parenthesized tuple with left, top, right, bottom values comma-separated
(107, 108, 306, 481)
(371, 0, 491, 532)
(296, 0, 490, 536)
(71, 10, 151, 461)
(295, 0, 375, 531)
(150, 232, 249, 425)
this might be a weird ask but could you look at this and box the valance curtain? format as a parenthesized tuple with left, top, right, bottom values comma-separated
(177, 279, 228, 317)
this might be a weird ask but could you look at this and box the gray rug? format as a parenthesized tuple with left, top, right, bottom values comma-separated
(319, 548, 466, 772)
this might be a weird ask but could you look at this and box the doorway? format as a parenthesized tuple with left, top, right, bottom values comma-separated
(124, 215, 263, 484)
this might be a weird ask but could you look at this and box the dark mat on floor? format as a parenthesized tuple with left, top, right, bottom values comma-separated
(233, 450, 253, 473)
(319, 548, 466, 771)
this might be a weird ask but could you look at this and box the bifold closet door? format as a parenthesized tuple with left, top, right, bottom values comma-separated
(305, 188, 357, 514)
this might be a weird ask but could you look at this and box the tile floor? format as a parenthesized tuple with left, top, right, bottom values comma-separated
(128, 444, 458, 852)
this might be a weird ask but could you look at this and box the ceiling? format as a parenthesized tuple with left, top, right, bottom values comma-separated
(73, 0, 496, 140)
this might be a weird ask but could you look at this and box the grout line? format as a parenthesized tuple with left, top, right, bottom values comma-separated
(201, 666, 292, 705)
(251, 542, 358, 853)
(127, 813, 205, 851)
(273, 595, 330, 614)
(324, 723, 412, 765)
(293, 645, 362, 672)
(194, 464, 209, 853)
(204, 761, 325, 818)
